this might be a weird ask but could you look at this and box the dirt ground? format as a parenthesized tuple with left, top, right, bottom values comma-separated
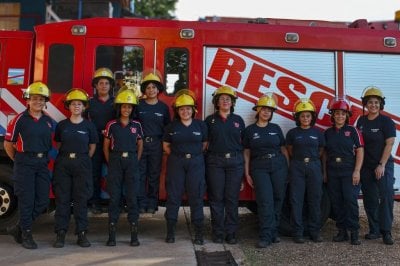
(237, 201, 400, 265)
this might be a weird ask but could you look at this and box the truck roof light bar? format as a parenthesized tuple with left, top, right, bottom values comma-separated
(180, 29, 194, 39)
(71, 25, 87, 35)
(285, 32, 299, 43)
(384, 37, 397, 47)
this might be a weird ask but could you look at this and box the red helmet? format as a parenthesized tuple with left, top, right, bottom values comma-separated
(328, 98, 352, 116)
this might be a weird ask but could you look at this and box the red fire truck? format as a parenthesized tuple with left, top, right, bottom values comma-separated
(1, 15, 400, 233)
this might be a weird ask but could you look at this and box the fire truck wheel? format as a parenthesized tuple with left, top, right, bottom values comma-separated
(0, 164, 19, 234)
(278, 184, 331, 237)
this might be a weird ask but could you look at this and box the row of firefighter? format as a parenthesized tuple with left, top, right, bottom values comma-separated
(3, 67, 395, 250)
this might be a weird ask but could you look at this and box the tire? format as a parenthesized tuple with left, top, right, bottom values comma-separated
(0, 164, 19, 234)
(279, 184, 331, 237)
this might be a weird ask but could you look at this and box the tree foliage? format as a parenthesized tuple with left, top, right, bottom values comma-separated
(134, 0, 178, 19)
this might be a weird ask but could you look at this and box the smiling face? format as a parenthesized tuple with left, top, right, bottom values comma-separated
(217, 94, 233, 112)
(257, 107, 273, 122)
(366, 96, 381, 115)
(144, 82, 159, 100)
(332, 109, 348, 127)
(299, 111, 313, 127)
(27, 94, 46, 112)
(120, 103, 133, 118)
(68, 100, 85, 115)
(178, 106, 193, 121)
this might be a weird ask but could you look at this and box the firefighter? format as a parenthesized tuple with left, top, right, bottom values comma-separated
(324, 97, 364, 245)
(135, 71, 171, 214)
(356, 86, 396, 245)
(163, 90, 207, 245)
(4, 82, 53, 249)
(243, 93, 289, 248)
(103, 88, 143, 247)
(52, 89, 98, 248)
(286, 98, 325, 244)
(205, 86, 245, 244)
(86, 67, 116, 214)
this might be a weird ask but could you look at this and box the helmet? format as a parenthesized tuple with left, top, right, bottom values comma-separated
(361, 86, 384, 99)
(64, 88, 89, 109)
(23, 81, 50, 101)
(252, 93, 277, 111)
(140, 72, 164, 93)
(114, 88, 138, 105)
(328, 97, 352, 115)
(293, 98, 316, 114)
(212, 85, 237, 99)
(92, 67, 115, 87)
(173, 89, 196, 108)
(361, 86, 385, 110)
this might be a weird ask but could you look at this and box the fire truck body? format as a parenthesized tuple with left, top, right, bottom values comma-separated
(1, 17, 400, 231)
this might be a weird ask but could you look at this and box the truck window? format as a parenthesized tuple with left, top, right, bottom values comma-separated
(48, 44, 74, 93)
(95, 45, 143, 94)
(165, 48, 188, 95)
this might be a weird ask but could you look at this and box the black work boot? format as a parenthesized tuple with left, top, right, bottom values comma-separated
(106, 223, 116, 246)
(165, 220, 176, 243)
(130, 223, 140, 246)
(77, 231, 91, 247)
(21, 229, 37, 249)
(383, 232, 394, 245)
(350, 230, 361, 245)
(193, 224, 204, 245)
(53, 230, 66, 248)
(310, 232, 323, 243)
(333, 229, 349, 242)
(7, 224, 22, 244)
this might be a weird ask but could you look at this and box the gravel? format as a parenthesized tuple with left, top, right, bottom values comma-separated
(237, 201, 400, 265)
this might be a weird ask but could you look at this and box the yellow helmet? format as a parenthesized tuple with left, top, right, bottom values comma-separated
(293, 98, 316, 114)
(92, 67, 115, 87)
(252, 93, 277, 111)
(23, 81, 50, 101)
(140, 72, 164, 93)
(173, 89, 197, 109)
(212, 85, 237, 99)
(115, 88, 138, 105)
(64, 88, 89, 109)
(362, 86, 384, 99)
(361, 86, 385, 109)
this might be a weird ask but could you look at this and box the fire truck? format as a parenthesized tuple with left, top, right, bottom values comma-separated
(1, 15, 400, 233)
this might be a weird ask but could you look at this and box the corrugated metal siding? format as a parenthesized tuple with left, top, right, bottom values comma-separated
(344, 52, 400, 188)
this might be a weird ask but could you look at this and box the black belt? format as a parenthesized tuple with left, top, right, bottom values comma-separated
(112, 151, 135, 158)
(172, 153, 201, 159)
(329, 157, 354, 163)
(255, 153, 276, 160)
(22, 152, 47, 158)
(294, 157, 319, 163)
(59, 152, 87, 159)
(210, 152, 238, 159)
(144, 136, 160, 143)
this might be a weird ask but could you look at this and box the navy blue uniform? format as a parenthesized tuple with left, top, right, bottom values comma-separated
(325, 125, 363, 231)
(243, 122, 288, 243)
(86, 95, 115, 207)
(205, 113, 245, 239)
(135, 99, 171, 211)
(104, 119, 143, 224)
(163, 119, 207, 225)
(357, 114, 396, 235)
(53, 119, 98, 233)
(286, 127, 325, 237)
(5, 110, 53, 231)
